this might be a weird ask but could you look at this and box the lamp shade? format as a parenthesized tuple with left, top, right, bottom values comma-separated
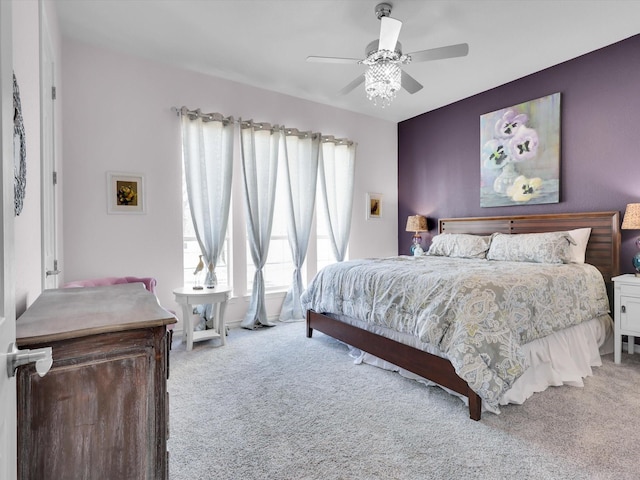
(622, 203, 640, 230)
(406, 215, 427, 233)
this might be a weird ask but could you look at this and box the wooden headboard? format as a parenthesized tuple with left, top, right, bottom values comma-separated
(439, 211, 620, 284)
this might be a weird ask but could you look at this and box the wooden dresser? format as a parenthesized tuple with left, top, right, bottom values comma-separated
(15, 283, 176, 480)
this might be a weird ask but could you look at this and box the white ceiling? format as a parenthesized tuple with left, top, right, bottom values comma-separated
(54, 0, 640, 123)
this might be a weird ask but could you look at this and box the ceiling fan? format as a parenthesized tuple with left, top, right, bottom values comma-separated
(307, 3, 469, 107)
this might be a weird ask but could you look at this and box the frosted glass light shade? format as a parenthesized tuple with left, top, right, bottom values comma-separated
(365, 61, 401, 107)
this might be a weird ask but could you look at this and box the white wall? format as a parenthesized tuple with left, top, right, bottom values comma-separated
(12, 0, 41, 316)
(12, 0, 63, 318)
(61, 39, 398, 328)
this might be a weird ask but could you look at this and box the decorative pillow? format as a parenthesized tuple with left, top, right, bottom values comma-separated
(566, 228, 592, 264)
(486, 232, 576, 264)
(427, 233, 491, 259)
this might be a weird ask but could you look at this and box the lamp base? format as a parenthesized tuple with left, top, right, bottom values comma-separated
(633, 251, 640, 276)
(410, 233, 423, 256)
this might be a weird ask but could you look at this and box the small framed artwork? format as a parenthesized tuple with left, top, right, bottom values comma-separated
(107, 172, 145, 214)
(366, 192, 382, 220)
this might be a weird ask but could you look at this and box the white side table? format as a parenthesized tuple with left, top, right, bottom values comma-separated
(612, 274, 640, 363)
(173, 286, 231, 351)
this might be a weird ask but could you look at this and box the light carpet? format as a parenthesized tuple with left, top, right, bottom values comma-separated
(167, 321, 640, 480)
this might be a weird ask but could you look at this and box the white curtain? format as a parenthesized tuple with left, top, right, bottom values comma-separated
(279, 130, 320, 322)
(240, 121, 281, 329)
(317, 138, 357, 262)
(180, 108, 234, 288)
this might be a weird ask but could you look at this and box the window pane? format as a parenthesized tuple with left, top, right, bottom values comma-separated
(183, 237, 229, 288)
(182, 165, 230, 288)
(247, 235, 292, 291)
(246, 161, 294, 291)
(316, 237, 334, 272)
(316, 187, 338, 271)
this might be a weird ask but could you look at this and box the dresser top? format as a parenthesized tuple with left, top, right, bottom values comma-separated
(16, 283, 176, 346)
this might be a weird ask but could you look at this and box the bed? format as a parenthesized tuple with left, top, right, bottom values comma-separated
(303, 211, 620, 420)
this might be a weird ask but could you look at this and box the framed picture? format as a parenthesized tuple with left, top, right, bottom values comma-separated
(107, 172, 145, 214)
(480, 92, 561, 207)
(366, 192, 382, 220)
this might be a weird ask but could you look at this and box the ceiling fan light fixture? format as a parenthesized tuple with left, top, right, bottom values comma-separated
(306, 2, 467, 107)
(364, 60, 401, 108)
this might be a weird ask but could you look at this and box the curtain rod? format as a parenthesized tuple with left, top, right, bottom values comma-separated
(171, 106, 355, 146)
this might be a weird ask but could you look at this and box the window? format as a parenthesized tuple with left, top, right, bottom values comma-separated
(183, 181, 337, 295)
(315, 189, 335, 273)
(246, 154, 295, 292)
(182, 143, 341, 298)
(181, 168, 230, 288)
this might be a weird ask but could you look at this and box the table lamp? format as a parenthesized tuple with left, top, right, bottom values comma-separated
(621, 203, 640, 275)
(406, 215, 427, 255)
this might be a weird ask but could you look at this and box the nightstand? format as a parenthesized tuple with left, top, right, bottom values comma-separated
(612, 274, 640, 363)
(173, 286, 231, 350)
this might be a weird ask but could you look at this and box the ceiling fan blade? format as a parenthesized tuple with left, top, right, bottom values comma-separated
(338, 75, 365, 96)
(378, 16, 402, 51)
(307, 56, 361, 64)
(401, 70, 423, 94)
(409, 43, 469, 62)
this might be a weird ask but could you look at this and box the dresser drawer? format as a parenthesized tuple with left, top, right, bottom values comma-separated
(620, 284, 640, 298)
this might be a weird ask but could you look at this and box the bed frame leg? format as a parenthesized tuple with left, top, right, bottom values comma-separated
(306, 311, 313, 338)
(468, 391, 482, 421)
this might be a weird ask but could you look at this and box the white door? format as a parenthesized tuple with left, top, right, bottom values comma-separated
(41, 5, 58, 290)
(0, 1, 18, 478)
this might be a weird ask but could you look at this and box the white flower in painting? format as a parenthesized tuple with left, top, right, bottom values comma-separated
(507, 175, 543, 202)
(482, 139, 510, 169)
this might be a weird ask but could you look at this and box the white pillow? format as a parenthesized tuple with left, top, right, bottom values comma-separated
(427, 233, 491, 259)
(566, 227, 591, 264)
(486, 232, 575, 264)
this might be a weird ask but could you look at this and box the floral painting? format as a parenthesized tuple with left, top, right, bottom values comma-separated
(107, 172, 145, 214)
(116, 181, 138, 206)
(480, 92, 560, 207)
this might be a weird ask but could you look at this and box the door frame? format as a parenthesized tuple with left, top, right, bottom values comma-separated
(40, 1, 58, 290)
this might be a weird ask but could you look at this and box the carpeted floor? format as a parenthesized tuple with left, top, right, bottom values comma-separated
(167, 321, 640, 480)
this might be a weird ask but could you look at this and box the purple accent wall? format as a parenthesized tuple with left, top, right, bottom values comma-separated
(398, 34, 640, 273)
